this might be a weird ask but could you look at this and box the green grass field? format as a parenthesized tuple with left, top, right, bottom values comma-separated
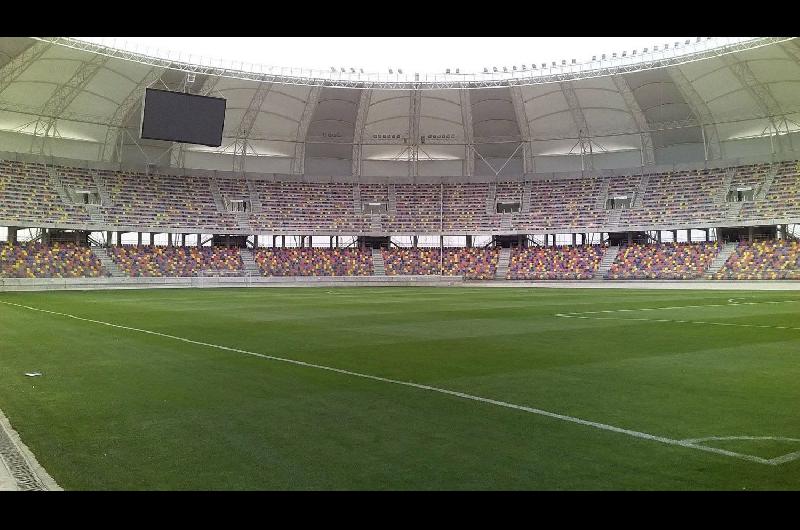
(1, 286, 800, 490)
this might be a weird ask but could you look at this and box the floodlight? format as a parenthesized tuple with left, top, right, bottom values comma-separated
(685, 39, 691, 45)
(561, 59, 566, 65)
(664, 43, 669, 48)
(187, 73, 196, 83)
(493, 66, 498, 72)
(601, 54, 606, 60)
(512, 65, 517, 71)
(398, 69, 403, 74)
(632, 50, 637, 56)
(552, 61, 556, 67)
(621, 51, 626, 57)
(389, 69, 393, 74)
(483, 67, 489, 73)
(455, 68, 459, 74)
(360, 68, 364, 74)
(446, 68, 451, 74)
(643, 48, 648, 53)
(350, 68, 355, 73)
(503, 66, 507, 72)
(612, 53, 617, 58)
(541, 63, 546, 68)
(571, 59, 576, 64)
(330, 67, 336, 73)
(592, 55, 596, 61)
(521, 64, 527, 70)
(653, 46, 658, 51)
(340, 68, 345, 73)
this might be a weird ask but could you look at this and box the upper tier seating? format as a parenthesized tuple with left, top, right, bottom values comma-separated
(608, 242, 721, 279)
(0, 242, 106, 278)
(508, 245, 606, 280)
(1, 159, 799, 233)
(109, 246, 244, 277)
(254, 248, 373, 276)
(714, 239, 800, 280)
(382, 248, 499, 278)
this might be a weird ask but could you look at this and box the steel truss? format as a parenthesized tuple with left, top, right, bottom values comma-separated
(35, 37, 794, 91)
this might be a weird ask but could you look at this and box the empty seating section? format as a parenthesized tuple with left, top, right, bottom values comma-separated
(444, 183, 494, 231)
(382, 248, 498, 278)
(608, 242, 721, 279)
(0, 161, 90, 225)
(523, 178, 605, 231)
(508, 246, 606, 280)
(0, 242, 106, 278)
(624, 170, 726, 227)
(393, 185, 441, 232)
(100, 171, 235, 231)
(715, 240, 800, 280)
(109, 246, 243, 277)
(254, 248, 372, 276)
(254, 182, 359, 232)
(0, 159, 799, 234)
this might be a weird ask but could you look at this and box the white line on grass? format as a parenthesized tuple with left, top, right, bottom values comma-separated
(555, 299, 800, 332)
(0, 299, 788, 467)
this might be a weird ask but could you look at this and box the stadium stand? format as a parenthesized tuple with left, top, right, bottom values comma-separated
(714, 239, 800, 280)
(108, 246, 244, 277)
(0, 242, 107, 278)
(382, 248, 499, 278)
(253, 248, 373, 276)
(1, 159, 798, 235)
(607, 242, 721, 279)
(507, 245, 606, 280)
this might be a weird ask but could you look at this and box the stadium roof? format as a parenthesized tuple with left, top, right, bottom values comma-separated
(0, 36, 799, 177)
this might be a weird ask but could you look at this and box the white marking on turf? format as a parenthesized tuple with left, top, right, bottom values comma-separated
(555, 299, 800, 331)
(0, 299, 784, 467)
(681, 436, 800, 465)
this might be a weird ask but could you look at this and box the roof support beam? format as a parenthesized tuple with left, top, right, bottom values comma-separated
(290, 85, 321, 174)
(408, 90, 421, 177)
(0, 40, 53, 96)
(101, 65, 166, 162)
(30, 53, 110, 155)
(720, 54, 793, 153)
(459, 89, 474, 176)
(352, 89, 371, 178)
(509, 85, 532, 173)
(232, 80, 273, 173)
(668, 66, 723, 161)
(559, 81, 594, 170)
(612, 75, 655, 166)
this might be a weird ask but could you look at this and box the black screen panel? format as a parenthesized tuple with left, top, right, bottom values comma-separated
(140, 88, 226, 147)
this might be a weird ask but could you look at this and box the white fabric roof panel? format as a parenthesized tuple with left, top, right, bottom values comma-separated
(0, 37, 799, 174)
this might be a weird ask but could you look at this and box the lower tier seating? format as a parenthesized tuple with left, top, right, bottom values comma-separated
(508, 245, 606, 280)
(382, 248, 499, 279)
(714, 240, 800, 280)
(608, 242, 721, 279)
(254, 248, 373, 276)
(0, 242, 107, 278)
(109, 246, 244, 277)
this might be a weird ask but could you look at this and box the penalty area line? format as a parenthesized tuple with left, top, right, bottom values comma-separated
(0, 299, 780, 467)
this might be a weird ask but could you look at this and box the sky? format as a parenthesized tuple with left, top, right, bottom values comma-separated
(75, 37, 704, 75)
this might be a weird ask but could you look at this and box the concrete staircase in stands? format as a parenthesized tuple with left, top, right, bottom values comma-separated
(372, 248, 386, 276)
(495, 247, 511, 279)
(704, 242, 738, 279)
(594, 245, 619, 279)
(240, 248, 262, 277)
(92, 247, 123, 277)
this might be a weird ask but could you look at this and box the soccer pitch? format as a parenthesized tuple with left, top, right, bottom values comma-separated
(1, 287, 799, 490)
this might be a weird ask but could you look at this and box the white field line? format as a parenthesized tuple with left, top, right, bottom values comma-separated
(681, 437, 800, 466)
(555, 300, 800, 332)
(0, 299, 783, 467)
